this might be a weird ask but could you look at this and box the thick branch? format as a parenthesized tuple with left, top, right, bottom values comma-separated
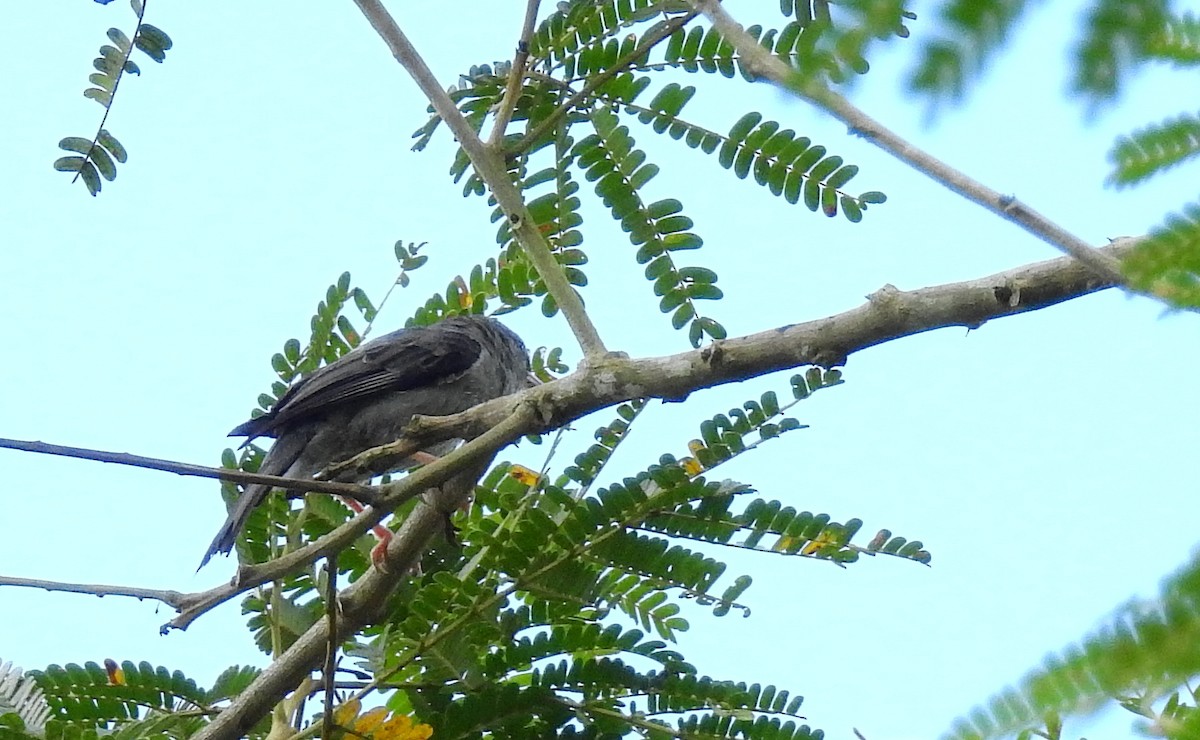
(350, 0, 608, 360)
(193, 405, 536, 740)
(690, 0, 1128, 286)
(0, 438, 381, 505)
(402, 238, 1140, 446)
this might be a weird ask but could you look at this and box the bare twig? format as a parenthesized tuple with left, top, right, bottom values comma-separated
(321, 555, 338, 740)
(0, 574, 186, 607)
(689, 0, 1128, 286)
(350, 0, 608, 360)
(487, 0, 542, 147)
(0, 438, 381, 505)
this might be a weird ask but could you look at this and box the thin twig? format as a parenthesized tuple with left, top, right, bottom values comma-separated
(487, 0, 542, 147)
(0, 574, 186, 607)
(0, 437, 381, 504)
(321, 555, 338, 740)
(169, 506, 389, 632)
(350, 0, 608, 360)
(689, 0, 1127, 285)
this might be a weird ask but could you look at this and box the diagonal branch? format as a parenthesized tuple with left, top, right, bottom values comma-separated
(487, 0, 541, 147)
(350, 0, 608, 360)
(192, 404, 537, 740)
(688, 0, 1128, 287)
(1, 238, 1139, 549)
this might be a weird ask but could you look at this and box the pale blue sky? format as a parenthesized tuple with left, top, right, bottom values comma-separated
(3, 2, 1198, 738)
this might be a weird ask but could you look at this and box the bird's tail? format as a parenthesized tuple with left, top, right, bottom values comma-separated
(198, 483, 269, 570)
(198, 433, 309, 570)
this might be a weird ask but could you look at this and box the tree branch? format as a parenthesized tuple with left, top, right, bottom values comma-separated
(349, 0, 608, 360)
(486, 0, 541, 148)
(688, 0, 1129, 287)
(337, 238, 1142, 468)
(0, 438, 382, 505)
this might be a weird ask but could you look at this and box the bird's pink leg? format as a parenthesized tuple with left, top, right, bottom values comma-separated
(341, 450, 442, 565)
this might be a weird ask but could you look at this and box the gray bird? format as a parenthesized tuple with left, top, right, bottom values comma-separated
(200, 315, 532, 568)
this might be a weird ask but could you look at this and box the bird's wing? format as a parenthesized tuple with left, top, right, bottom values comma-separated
(230, 325, 483, 437)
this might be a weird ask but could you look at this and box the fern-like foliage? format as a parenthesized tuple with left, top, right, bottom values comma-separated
(53, 0, 172, 195)
(1147, 11, 1200, 65)
(632, 86, 887, 221)
(276, 352, 925, 738)
(1108, 113, 1200, 187)
(943, 549, 1200, 740)
(25, 660, 209, 737)
(1071, 0, 1170, 107)
(579, 107, 726, 346)
(1122, 202, 1200, 309)
(909, 0, 1175, 111)
(0, 661, 49, 738)
(411, 2, 893, 343)
(907, 0, 1032, 109)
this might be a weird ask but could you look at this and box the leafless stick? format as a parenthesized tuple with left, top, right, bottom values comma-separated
(689, 0, 1128, 286)
(3, 241, 1137, 541)
(168, 506, 387, 632)
(0, 574, 187, 607)
(487, 0, 542, 147)
(0, 438, 381, 505)
(321, 555, 338, 740)
(350, 0, 608, 360)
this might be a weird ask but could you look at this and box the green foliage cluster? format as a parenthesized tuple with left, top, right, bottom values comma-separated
(2, 266, 930, 739)
(29, 0, 940, 735)
(0, 659, 262, 740)
(946, 549, 1200, 740)
(409, 0, 894, 347)
(53, 0, 171, 196)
